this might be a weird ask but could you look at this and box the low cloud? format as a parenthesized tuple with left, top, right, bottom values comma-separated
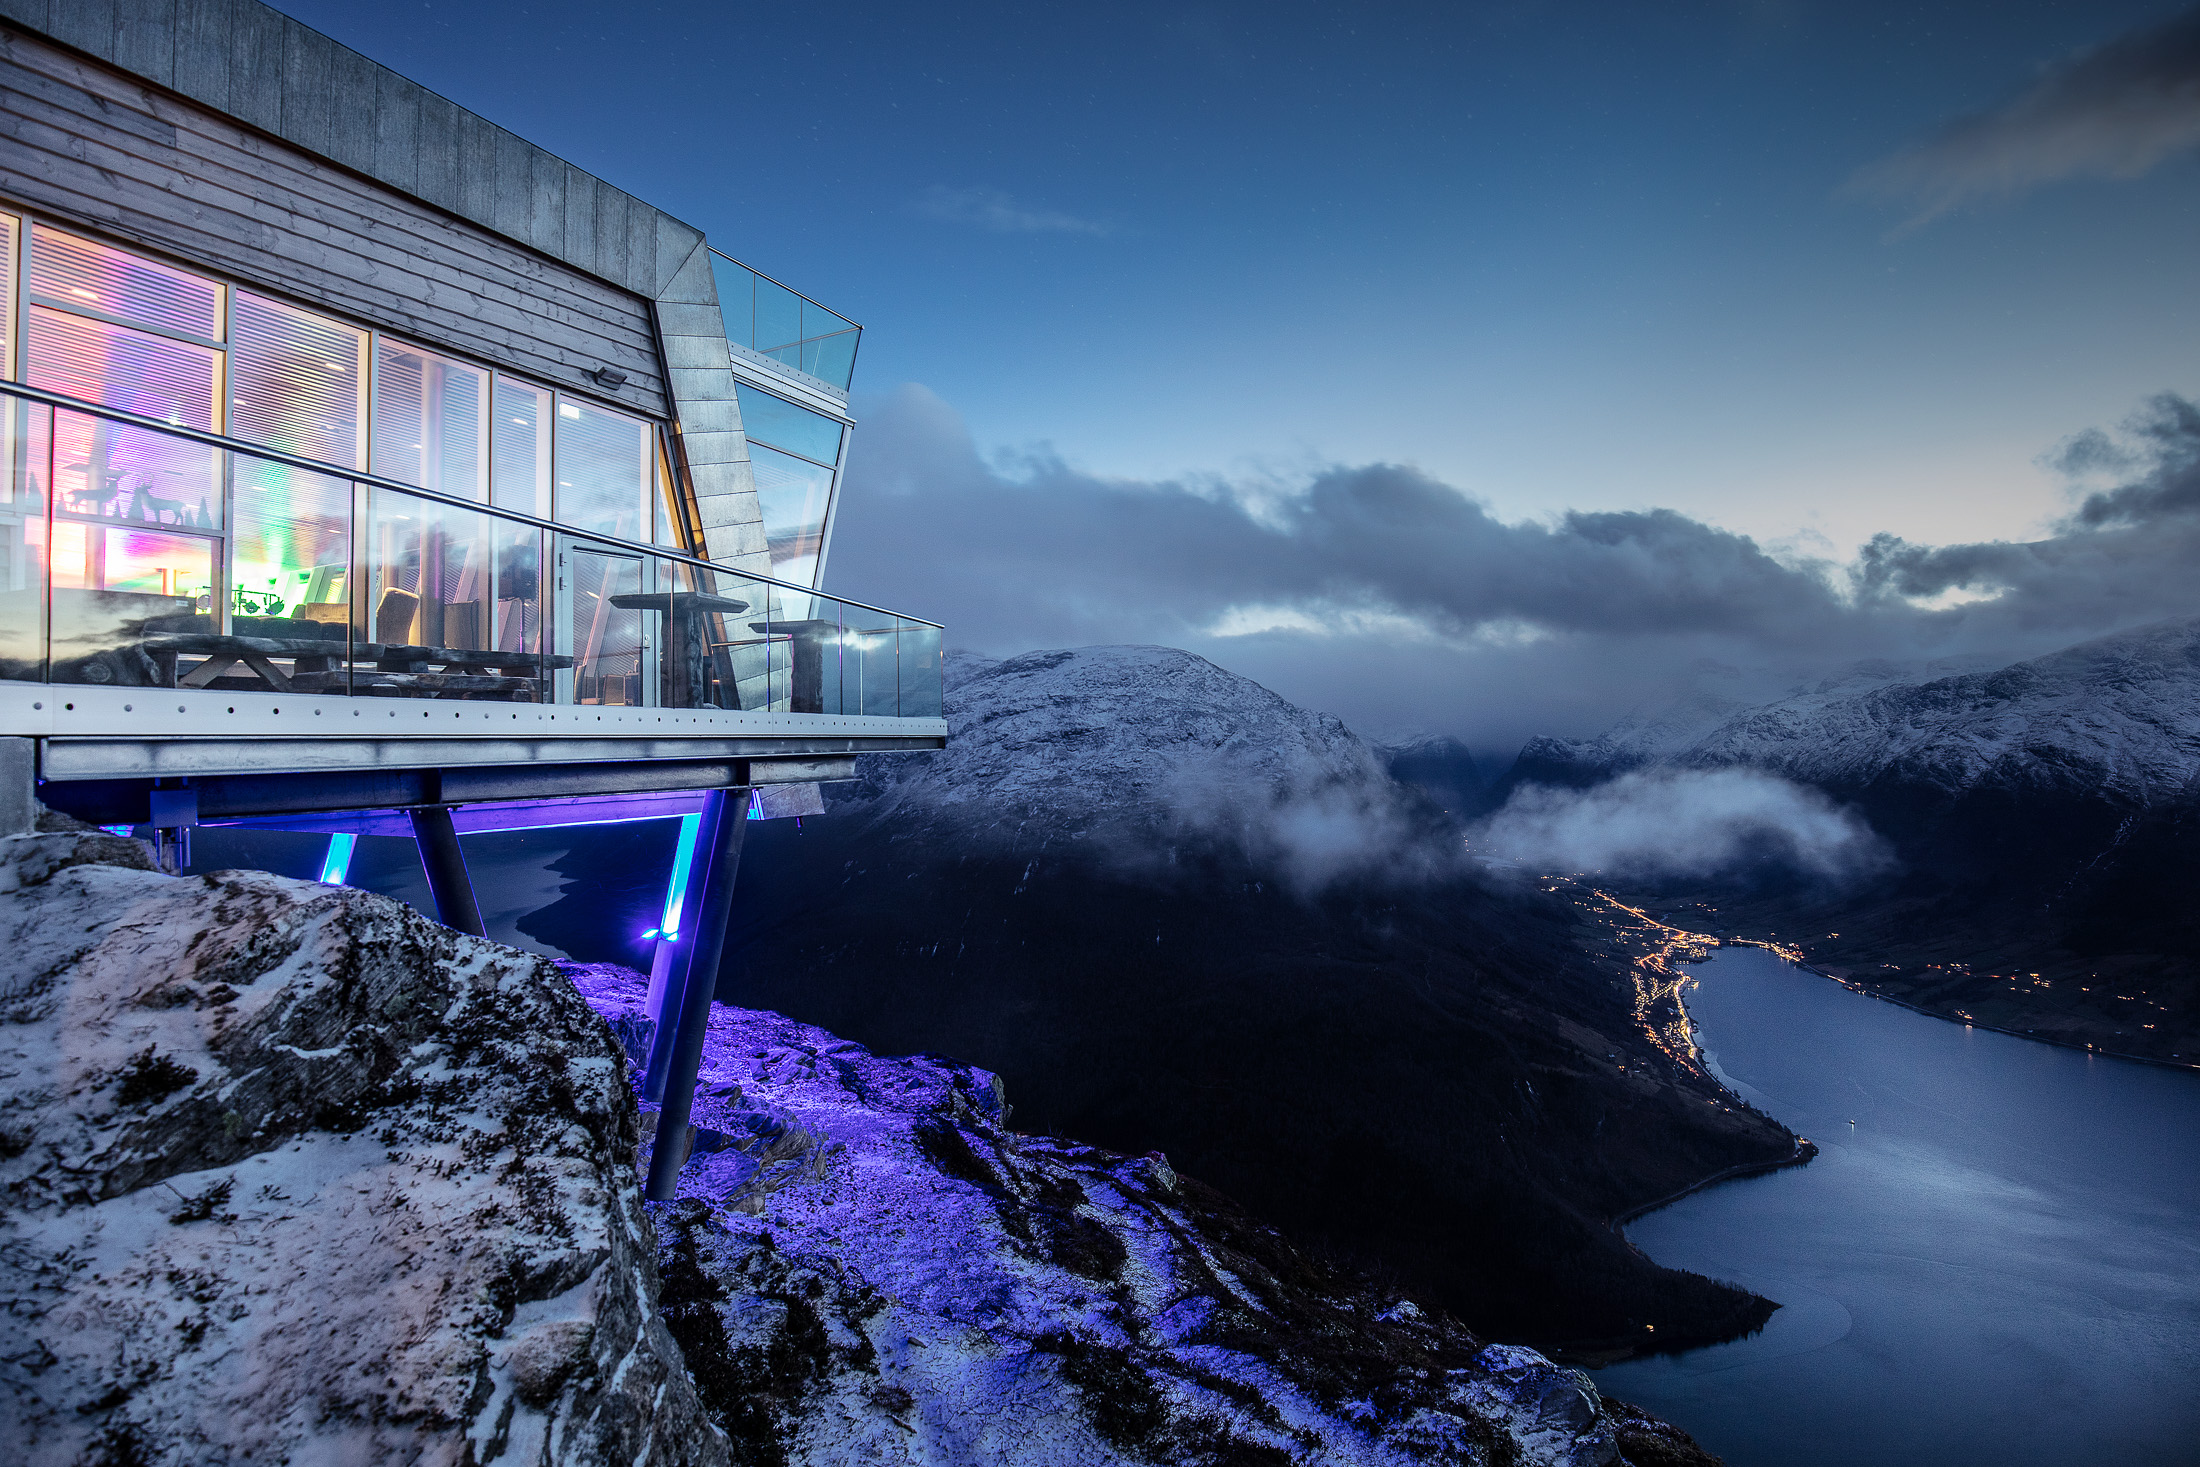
(1851, 6, 2200, 227)
(1157, 773, 1463, 896)
(912, 185, 1111, 235)
(1473, 769, 1890, 883)
(826, 384, 2200, 751)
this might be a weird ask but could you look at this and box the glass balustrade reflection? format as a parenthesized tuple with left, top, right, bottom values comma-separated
(3, 388, 940, 720)
(373, 489, 545, 700)
(0, 400, 50, 682)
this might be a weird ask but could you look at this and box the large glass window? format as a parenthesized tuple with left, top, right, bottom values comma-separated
(731, 382, 842, 587)
(491, 377, 553, 517)
(373, 338, 487, 501)
(554, 398, 651, 540)
(28, 306, 220, 431)
(231, 293, 366, 469)
(231, 459, 351, 632)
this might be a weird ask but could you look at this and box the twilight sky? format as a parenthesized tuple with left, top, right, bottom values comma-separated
(286, 0, 2200, 748)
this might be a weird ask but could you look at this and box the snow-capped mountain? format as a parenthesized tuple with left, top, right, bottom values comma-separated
(858, 646, 1399, 838)
(1515, 618, 2200, 807)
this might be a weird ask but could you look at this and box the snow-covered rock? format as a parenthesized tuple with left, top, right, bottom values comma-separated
(1516, 616, 2200, 807)
(576, 963, 1658, 1467)
(0, 824, 723, 1467)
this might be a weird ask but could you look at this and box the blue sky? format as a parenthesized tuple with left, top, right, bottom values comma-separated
(285, 1, 2195, 549)
(285, 1, 2200, 743)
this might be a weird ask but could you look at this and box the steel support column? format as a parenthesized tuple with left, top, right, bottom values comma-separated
(644, 785, 750, 1201)
(408, 807, 486, 937)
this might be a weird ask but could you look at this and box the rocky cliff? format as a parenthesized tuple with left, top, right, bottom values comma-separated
(0, 823, 1720, 1465)
(0, 819, 722, 1466)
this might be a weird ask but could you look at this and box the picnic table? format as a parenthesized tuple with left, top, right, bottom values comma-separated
(136, 632, 571, 699)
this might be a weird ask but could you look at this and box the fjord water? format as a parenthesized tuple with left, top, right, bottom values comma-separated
(1596, 946, 2200, 1467)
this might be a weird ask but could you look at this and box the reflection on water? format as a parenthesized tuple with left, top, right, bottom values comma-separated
(1596, 946, 2200, 1467)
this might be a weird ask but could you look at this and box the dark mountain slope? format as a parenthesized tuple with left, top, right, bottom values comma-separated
(712, 647, 1797, 1350)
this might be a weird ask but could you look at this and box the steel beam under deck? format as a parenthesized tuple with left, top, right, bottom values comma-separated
(407, 807, 487, 938)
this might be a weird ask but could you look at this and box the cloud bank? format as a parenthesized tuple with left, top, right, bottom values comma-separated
(826, 384, 2200, 752)
(1852, 6, 2200, 225)
(1473, 769, 1890, 883)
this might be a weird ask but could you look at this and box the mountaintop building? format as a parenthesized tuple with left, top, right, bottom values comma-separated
(0, 0, 945, 1194)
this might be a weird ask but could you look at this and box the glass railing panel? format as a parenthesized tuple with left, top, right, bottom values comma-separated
(709, 249, 861, 392)
(51, 404, 220, 530)
(0, 399, 51, 682)
(754, 587, 845, 715)
(208, 452, 354, 696)
(799, 331, 860, 392)
(494, 518, 544, 657)
(369, 488, 544, 700)
(898, 618, 943, 719)
(48, 519, 215, 687)
(845, 611, 901, 718)
(755, 277, 803, 365)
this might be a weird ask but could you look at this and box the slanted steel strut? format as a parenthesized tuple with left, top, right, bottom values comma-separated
(408, 806, 487, 938)
(644, 785, 751, 1201)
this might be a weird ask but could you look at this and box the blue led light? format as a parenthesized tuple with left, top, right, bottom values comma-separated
(319, 831, 358, 885)
(101, 824, 133, 837)
(658, 812, 702, 939)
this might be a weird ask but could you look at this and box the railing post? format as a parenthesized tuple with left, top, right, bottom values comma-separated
(644, 784, 750, 1201)
(408, 806, 486, 937)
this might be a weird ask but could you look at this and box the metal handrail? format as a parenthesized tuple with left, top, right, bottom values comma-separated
(2, 380, 940, 629)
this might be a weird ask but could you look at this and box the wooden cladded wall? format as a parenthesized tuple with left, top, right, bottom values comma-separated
(0, 18, 671, 417)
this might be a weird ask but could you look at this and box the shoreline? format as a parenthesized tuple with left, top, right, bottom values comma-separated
(1609, 1135, 1820, 1231)
(1787, 960, 2200, 1075)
